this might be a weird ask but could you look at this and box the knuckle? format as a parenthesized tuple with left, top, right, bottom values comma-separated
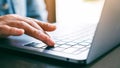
(9, 27, 14, 33)
(16, 21, 25, 26)
(32, 29, 38, 35)
(7, 21, 26, 29)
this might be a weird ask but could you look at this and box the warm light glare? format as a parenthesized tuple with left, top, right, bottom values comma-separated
(56, 0, 105, 24)
(84, 0, 99, 2)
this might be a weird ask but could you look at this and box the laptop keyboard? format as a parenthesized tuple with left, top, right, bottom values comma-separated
(24, 24, 96, 55)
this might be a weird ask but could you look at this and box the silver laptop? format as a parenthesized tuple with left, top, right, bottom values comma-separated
(0, 0, 120, 64)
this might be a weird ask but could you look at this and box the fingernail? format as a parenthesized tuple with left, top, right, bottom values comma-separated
(38, 30, 55, 46)
(48, 39, 55, 46)
(47, 38, 55, 46)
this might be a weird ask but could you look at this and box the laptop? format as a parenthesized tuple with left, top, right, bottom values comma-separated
(0, 0, 120, 64)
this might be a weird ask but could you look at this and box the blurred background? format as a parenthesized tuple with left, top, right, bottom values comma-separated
(45, 0, 104, 24)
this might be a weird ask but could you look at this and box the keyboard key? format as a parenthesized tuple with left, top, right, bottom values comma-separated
(72, 45, 85, 48)
(63, 47, 79, 54)
(51, 47, 65, 52)
(65, 42, 77, 45)
(61, 39, 73, 42)
(54, 44, 60, 47)
(59, 45, 71, 48)
(78, 42, 90, 46)
(73, 39, 84, 43)
(56, 41, 66, 45)
(45, 46, 54, 50)
(41, 46, 47, 49)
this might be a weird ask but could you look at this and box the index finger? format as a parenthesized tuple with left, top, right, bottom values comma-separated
(9, 21, 55, 46)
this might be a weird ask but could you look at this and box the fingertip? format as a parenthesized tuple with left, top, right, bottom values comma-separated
(44, 23, 56, 31)
(39, 33, 55, 46)
(47, 39, 55, 46)
(41, 35, 55, 46)
(50, 24, 56, 31)
(18, 29, 25, 34)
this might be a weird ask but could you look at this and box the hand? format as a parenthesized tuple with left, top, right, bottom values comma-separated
(0, 14, 56, 46)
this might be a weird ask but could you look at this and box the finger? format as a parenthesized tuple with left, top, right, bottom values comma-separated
(30, 18, 56, 31)
(3, 14, 54, 35)
(23, 17, 43, 30)
(40, 23, 56, 31)
(23, 18, 54, 37)
(18, 17, 50, 36)
(0, 25, 24, 36)
(6, 14, 43, 31)
(8, 21, 55, 46)
(4, 15, 45, 35)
